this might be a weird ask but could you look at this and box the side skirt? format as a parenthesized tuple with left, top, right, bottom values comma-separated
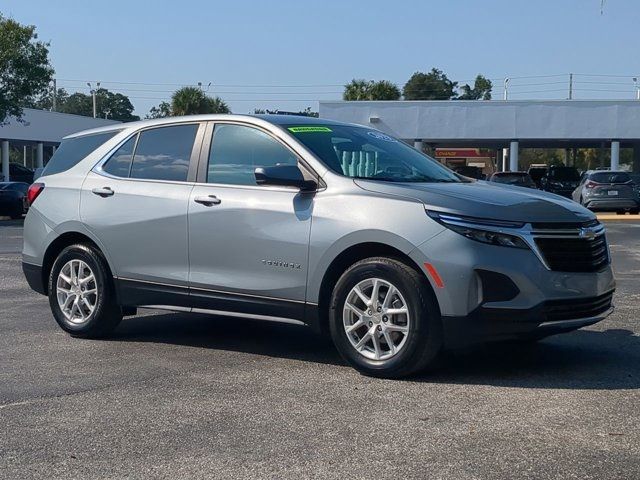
(115, 277, 322, 332)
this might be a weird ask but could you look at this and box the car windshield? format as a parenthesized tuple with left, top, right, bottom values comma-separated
(591, 172, 631, 184)
(493, 174, 533, 185)
(286, 124, 461, 183)
(549, 167, 580, 181)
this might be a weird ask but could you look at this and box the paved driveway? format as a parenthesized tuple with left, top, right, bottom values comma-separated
(1, 219, 638, 479)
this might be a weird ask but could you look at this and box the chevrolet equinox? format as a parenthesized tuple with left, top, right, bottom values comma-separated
(22, 115, 615, 378)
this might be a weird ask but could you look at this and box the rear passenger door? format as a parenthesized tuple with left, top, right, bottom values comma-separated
(81, 123, 205, 306)
(187, 122, 314, 320)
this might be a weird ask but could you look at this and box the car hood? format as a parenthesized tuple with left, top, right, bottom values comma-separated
(354, 179, 595, 223)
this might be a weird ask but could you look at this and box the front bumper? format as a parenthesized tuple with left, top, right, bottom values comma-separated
(442, 291, 614, 347)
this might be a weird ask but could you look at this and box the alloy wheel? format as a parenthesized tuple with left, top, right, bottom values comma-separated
(343, 278, 411, 360)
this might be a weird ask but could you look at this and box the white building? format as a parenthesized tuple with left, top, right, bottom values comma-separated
(0, 108, 119, 181)
(319, 100, 640, 172)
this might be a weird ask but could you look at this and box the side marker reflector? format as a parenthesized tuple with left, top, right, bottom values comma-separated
(424, 263, 445, 288)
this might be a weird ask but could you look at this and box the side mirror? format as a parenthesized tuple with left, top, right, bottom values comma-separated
(254, 165, 317, 191)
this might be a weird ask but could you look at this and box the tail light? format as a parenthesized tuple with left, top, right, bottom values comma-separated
(585, 180, 598, 189)
(27, 182, 45, 205)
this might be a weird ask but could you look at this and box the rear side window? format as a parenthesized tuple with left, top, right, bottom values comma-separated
(130, 125, 197, 182)
(102, 136, 136, 178)
(43, 131, 118, 176)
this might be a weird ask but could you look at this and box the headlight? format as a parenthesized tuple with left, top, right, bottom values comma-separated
(427, 210, 529, 249)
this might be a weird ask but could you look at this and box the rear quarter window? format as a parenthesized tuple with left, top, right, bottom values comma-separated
(42, 131, 119, 176)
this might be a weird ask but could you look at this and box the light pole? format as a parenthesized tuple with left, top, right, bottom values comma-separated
(503, 78, 510, 100)
(87, 81, 101, 118)
(634, 77, 639, 100)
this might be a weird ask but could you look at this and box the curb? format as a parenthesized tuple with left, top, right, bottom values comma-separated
(596, 214, 640, 221)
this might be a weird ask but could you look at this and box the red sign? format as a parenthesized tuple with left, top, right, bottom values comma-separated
(435, 148, 487, 158)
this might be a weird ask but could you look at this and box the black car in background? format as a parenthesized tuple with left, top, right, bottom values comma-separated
(527, 165, 548, 188)
(489, 171, 537, 188)
(540, 166, 581, 197)
(0, 182, 30, 219)
(453, 165, 486, 180)
(0, 164, 35, 184)
(630, 173, 640, 199)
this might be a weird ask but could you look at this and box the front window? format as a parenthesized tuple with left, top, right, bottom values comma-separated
(286, 124, 460, 183)
(207, 124, 298, 185)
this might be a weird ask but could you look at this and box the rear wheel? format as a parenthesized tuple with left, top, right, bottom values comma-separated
(630, 208, 639, 215)
(48, 244, 122, 338)
(616, 210, 626, 215)
(329, 257, 443, 378)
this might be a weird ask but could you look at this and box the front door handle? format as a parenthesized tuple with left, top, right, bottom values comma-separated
(194, 195, 221, 206)
(92, 187, 114, 197)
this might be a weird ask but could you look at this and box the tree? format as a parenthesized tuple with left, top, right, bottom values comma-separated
(402, 68, 457, 100)
(147, 101, 171, 119)
(252, 107, 318, 117)
(343, 79, 401, 100)
(25, 87, 69, 110)
(36, 88, 140, 121)
(170, 86, 230, 116)
(458, 75, 492, 100)
(0, 15, 54, 123)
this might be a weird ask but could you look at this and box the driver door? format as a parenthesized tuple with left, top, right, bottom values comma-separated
(187, 122, 314, 321)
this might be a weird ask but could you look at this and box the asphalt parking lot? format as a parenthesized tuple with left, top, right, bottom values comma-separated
(0, 218, 638, 479)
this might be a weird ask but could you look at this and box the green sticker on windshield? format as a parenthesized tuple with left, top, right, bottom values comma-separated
(288, 126, 332, 133)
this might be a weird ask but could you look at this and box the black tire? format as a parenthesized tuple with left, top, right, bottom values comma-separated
(48, 244, 122, 338)
(10, 214, 22, 220)
(616, 210, 626, 215)
(630, 208, 639, 215)
(329, 257, 443, 378)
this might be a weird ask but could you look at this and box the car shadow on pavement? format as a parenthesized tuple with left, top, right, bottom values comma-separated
(420, 328, 640, 390)
(112, 311, 343, 367)
(113, 311, 640, 390)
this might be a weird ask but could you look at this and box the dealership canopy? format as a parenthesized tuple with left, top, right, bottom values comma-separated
(319, 100, 640, 172)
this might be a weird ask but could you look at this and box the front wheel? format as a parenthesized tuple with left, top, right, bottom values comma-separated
(329, 257, 443, 378)
(48, 244, 122, 338)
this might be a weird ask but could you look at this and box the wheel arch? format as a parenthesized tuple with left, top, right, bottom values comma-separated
(41, 231, 114, 296)
(313, 241, 430, 336)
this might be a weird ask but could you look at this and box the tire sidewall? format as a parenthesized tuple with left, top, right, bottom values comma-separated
(329, 258, 441, 376)
(48, 245, 112, 335)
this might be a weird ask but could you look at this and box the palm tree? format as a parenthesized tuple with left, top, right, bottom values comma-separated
(368, 80, 401, 100)
(343, 79, 401, 100)
(343, 79, 372, 100)
(170, 86, 231, 115)
(206, 96, 230, 114)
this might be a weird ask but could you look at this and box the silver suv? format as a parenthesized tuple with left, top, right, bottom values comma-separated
(22, 115, 615, 378)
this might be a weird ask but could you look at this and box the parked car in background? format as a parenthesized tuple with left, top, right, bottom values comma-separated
(572, 170, 639, 214)
(453, 165, 485, 180)
(0, 182, 30, 219)
(527, 164, 548, 188)
(540, 166, 581, 198)
(0, 164, 35, 184)
(630, 173, 640, 199)
(489, 171, 537, 188)
(22, 115, 615, 378)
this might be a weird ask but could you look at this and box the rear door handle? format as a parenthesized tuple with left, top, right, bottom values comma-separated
(194, 195, 221, 206)
(92, 187, 114, 197)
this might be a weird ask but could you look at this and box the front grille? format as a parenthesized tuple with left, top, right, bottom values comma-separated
(542, 291, 614, 321)
(535, 234, 609, 272)
(531, 221, 609, 273)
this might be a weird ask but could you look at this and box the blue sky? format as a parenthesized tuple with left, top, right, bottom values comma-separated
(3, 0, 639, 115)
